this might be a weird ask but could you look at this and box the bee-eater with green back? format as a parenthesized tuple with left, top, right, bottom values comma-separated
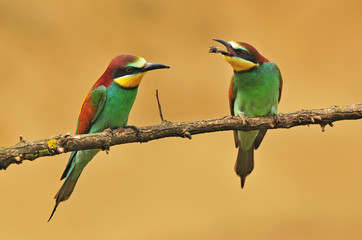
(210, 39, 282, 188)
(48, 55, 169, 221)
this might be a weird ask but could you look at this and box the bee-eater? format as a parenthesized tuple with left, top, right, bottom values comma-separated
(48, 55, 170, 221)
(210, 39, 282, 188)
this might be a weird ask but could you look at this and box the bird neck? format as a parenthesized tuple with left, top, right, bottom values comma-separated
(233, 65, 257, 74)
(233, 64, 265, 87)
(233, 62, 276, 88)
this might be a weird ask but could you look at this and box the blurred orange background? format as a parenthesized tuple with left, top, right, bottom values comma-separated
(0, 0, 361, 239)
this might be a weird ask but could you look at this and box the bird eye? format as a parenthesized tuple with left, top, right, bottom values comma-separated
(125, 67, 134, 73)
(236, 49, 247, 56)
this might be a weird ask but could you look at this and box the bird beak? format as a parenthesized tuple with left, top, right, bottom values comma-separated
(211, 39, 256, 72)
(211, 39, 237, 57)
(142, 63, 170, 72)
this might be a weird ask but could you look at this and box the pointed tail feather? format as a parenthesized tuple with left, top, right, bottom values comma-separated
(47, 167, 82, 222)
(48, 149, 99, 221)
(48, 202, 60, 222)
(235, 147, 254, 188)
(55, 167, 81, 202)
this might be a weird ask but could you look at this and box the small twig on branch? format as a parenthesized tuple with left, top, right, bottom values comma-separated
(0, 104, 361, 170)
(155, 89, 164, 121)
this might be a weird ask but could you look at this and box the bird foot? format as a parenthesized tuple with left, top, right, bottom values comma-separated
(273, 114, 281, 125)
(104, 128, 115, 137)
(237, 113, 248, 126)
(269, 114, 281, 128)
(102, 128, 114, 153)
(124, 124, 140, 136)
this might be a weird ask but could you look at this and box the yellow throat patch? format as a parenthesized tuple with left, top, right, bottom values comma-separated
(222, 55, 257, 72)
(114, 73, 145, 88)
(222, 41, 257, 72)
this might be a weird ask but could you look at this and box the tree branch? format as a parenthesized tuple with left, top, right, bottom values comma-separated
(1, 104, 361, 170)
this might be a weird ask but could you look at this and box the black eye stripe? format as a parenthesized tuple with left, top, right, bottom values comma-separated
(236, 49, 247, 54)
(235, 49, 257, 64)
(112, 67, 141, 79)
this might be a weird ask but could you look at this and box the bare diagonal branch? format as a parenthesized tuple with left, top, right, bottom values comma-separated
(0, 104, 361, 170)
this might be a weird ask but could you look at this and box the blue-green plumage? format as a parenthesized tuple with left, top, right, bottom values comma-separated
(233, 63, 281, 187)
(211, 39, 282, 188)
(59, 84, 138, 182)
(233, 63, 280, 118)
(48, 55, 169, 221)
(90, 83, 138, 133)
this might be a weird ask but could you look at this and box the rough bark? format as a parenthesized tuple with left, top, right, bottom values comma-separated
(0, 104, 361, 170)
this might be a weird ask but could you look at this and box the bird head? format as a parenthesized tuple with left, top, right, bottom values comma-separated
(100, 55, 170, 89)
(210, 39, 268, 72)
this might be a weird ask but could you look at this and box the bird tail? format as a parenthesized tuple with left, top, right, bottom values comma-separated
(235, 146, 254, 188)
(48, 166, 83, 222)
(47, 149, 99, 222)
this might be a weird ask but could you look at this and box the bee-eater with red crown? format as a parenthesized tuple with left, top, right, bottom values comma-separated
(210, 39, 282, 188)
(48, 55, 169, 221)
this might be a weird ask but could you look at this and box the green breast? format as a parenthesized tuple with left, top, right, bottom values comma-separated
(89, 83, 138, 133)
(233, 62, 281, 117)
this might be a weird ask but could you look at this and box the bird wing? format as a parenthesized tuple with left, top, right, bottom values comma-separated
(76, 85, 107, 134)
(60, 85, 107, 180)
(278, 68, 283, 103)
(228, 78, 239, 148)
(254, 66, 283, 150)
(253, 129, 267, 150)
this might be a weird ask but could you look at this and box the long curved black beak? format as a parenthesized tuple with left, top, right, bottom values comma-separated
(211, 39, 236, 56)
(142, 63, 170, 72)
(213, 39, 232, 48)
